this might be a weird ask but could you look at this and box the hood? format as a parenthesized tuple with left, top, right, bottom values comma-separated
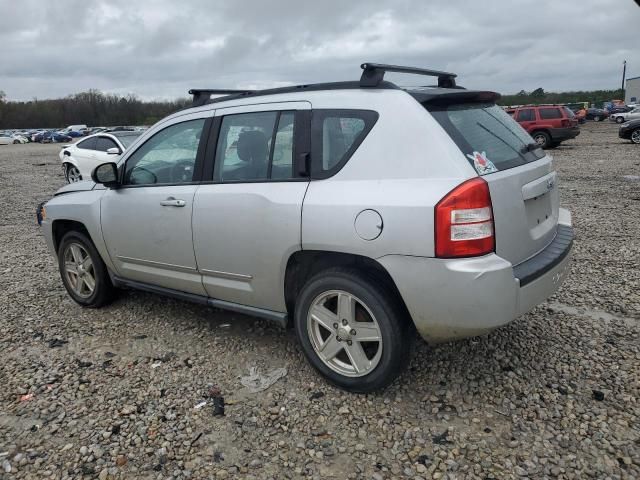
(54, 181, 97, 196)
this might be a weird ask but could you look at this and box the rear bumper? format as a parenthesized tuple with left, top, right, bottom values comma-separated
(379, 209, 573, 343)
(550, 127, 580, 142)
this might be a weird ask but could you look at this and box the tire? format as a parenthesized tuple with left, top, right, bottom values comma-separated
(616, 116, 625, 124)
(65, 163, 82, 183)
(631, 129, 640, 145)
(13, 140, 19, 144)
(294, 267, 412, 393)
(532, 131, 551, 149)
(58, 231, 114, 308)
(593, 115, 600, 122)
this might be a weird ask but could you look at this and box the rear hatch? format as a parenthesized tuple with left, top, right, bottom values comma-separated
(417, 92, 559, 266)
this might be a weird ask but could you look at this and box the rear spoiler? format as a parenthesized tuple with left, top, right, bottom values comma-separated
(412, 90, 501, 105)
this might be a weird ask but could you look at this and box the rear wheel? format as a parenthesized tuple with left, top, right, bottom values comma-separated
(294, 268, 412, 392)
(532, 131, 551, 149)
(65, 163, 81, 183)
(616, 116, 625, 124)
(593, 115, 601, 122)
(13, 139, 19, 144)
(631, 129, 640, 145)
(58, 231, 114, 307)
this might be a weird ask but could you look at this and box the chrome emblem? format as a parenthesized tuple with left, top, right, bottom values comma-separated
(546, 178, 555, 191)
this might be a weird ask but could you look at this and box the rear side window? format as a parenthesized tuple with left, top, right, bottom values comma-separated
(311, 109, 378, 178)
(77, 137, 97, 150)
(516, 109, 535, 121)
(428, 103, 545, 174)
(539, 107, 562, 119)
(563, 107, 576, 118)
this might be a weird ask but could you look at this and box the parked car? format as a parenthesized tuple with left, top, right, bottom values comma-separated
(508, 105, 580, 148)
(37, 63, 573, 392)
(585, 108, 608, 121)
(59, 131, 142, 183)
(41, 131, 73, 143)
(11, 134, 29, 144)
(619, 118, 640, 144)
(609, 106, 640, 124)
(0, 132, 13, 145)
(607, 106, 633, 116)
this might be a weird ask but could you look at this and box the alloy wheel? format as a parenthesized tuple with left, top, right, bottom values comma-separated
(66, 165, 81, 183)
(63, 243, 96, 299)
(631, 129, 640, 145)
(306, 290, 383, 377)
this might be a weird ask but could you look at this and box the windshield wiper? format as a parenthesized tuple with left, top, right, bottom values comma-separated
(521, 142, 541, 153)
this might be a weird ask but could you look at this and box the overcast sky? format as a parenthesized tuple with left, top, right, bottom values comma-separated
(1, 0, 638, 101)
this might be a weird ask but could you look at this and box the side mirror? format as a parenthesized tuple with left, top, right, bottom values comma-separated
(107, 147, 122, 155)
(91, 162, 120, 188)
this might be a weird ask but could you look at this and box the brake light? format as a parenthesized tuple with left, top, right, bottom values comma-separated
(561, 119, 571, 127)
(435, 178, 495, 258)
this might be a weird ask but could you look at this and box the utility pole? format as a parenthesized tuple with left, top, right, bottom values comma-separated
(622, 60, 626, 97)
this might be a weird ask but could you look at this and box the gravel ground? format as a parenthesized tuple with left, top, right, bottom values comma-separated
(0, 122, 638, 479)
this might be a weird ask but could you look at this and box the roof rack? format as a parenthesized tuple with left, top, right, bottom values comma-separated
(360, 62, 457, 88)
(189, 89, 254, 107)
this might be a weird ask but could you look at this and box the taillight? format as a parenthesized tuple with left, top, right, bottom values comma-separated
(435, 178, 495, 258)
(561, 119, 571, 127)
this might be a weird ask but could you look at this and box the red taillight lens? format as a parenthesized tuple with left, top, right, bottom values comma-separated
(561, 119, 571, 127)
(435, 178, 495, 258)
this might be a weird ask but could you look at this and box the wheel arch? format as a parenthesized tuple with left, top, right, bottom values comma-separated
(283, 250, 412, 326)
(51, 219, 92, 254)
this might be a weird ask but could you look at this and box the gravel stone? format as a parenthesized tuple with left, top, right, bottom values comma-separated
(0, 124, 638, 479)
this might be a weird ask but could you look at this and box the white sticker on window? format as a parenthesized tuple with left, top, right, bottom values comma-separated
(466, 151, 498, 175)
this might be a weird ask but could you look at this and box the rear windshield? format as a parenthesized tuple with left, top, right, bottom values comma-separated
(428, 103, 545, 174)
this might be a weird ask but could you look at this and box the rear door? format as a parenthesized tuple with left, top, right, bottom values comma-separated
(192, 102, 311, 312)
(427, 102, 558, 265)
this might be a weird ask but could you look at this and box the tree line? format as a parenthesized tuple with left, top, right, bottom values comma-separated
(498, 88, 626, 107)
(0, 87, 628, 129)
(0, 90, 191, 129)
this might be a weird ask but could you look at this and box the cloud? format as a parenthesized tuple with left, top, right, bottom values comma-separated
(0, 0, 638, 100)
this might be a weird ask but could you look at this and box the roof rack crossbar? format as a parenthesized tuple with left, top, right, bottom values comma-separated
(360, 62, 457, 88)
(189, 89, 255, 107)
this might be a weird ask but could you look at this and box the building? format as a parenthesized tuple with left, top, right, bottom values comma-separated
(626, 76, 640, 104)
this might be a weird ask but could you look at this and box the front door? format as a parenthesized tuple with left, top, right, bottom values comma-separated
(192, 102, 311, 311)
(101, 115, 210, 295)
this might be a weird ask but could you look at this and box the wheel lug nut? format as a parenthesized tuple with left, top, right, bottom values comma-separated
(342, 319, 348, 326)
(350, 329, 356, 336)
(347, 340, 352, 346)
(336, 336, 342, 342)
(333, 323, 338, 329)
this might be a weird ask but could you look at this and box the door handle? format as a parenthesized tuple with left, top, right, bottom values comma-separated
(160, 197, 186, 207)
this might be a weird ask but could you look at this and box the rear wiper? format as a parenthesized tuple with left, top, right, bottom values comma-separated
(521, 142, 541, 153)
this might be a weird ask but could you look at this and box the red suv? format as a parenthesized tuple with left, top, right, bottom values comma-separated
(505, 105, 580, 148)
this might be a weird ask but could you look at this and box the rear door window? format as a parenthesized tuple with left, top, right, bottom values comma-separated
(539, 107, 562, 119)
(428, 103, 545, 174)
(77, 137, 97, 150)
(95, 137, 119, 152)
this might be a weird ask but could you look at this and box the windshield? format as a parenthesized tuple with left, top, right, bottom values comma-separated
(428, 103, 544, 174)
(113, 133, 141, 148)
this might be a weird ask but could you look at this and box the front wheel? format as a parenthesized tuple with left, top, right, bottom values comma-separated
(616, 116, 625, 124)
(294, 268, 412, 393)
(65, 163, 81, 183)
(58, 231, 114, 307)
(631, 129, 640, 145)
(593, 115, 601, 122)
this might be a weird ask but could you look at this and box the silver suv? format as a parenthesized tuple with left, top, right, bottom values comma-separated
(38, 63, 573, 392)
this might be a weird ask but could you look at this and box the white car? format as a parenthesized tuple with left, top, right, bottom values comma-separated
(59, 131, 141, 183)
(11, 134, 29, 144)
(610, 107, 640, 124)
(0, 133, 12, 145)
